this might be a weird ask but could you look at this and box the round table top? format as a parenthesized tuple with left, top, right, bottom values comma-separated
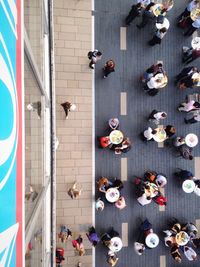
(191, 37, 200, 50)
(182, 179, 196, 193)
(105, 188, 120, 203)
(175, 231, 189, 246)
(151, 3, 164, 17)
(153, 128, 167, 143)
(109, 237, 123, 252)
(145, 233, 159, 248)
(190, 8, 200, 21)
(144, 182, 159, 198)
(109, 130, 124, 145)
(185, 133, 198, 148)
(156, 17, 170, 30)
(154, 73, 168, 88)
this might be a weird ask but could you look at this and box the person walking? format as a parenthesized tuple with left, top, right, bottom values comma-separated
(125, 3, 143, 26)
(67, 182, 82, 199)
(72, 235, 85, 256)
(184, 113, 200, 124)
(136, 2, 155, 29)
(148, 27, 167, 46)
(61, 101, 76, 119)
(175, 66, 198, 84)
(86, 227, 100, 247)
(178, 100, 200, 112)
(184, 17, 200, 36)
(148, 109, 167, 125)
(103, 60, 115, 78)
(88, 50, 102, 69)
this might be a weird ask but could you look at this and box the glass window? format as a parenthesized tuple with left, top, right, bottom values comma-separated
(24, 0, 44, 79)
(24, 57, 44, 224)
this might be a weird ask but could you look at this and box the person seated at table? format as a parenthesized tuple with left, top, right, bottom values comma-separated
(114, 138, 131, 154)
(111, 178, 124, 191)
(182, 222, 198, 239)
(184, 246, 197, 261)
(115, 196, 126, 210)
(192, 237, 200, 248)
(171, 245, 182, 263)
(137, 192, 152, 206)
(86, 227, 100, 247)
(125, 3, 143, 26)
(148, 27, 168, 46)
(95, 198, 105, 211)
(134, 242, 145, 255)
(171, 223, 181, 234)
(155, 173, 167, 187)
(153, 193, 167, 206)
(108, 227, 120, 238)
(172, 136, 185, 148)
(97, 177, 111, 193)
(174, 66, 198, 85)
(193, 178, 200, 196)
(177, 73, 198, 89)
(184, 17, 200, 36)
(164, 235, 176, 247)
(143, 74, 167, 96)
(108, 118, 119, 130)
(164, 125, 176, 138)
(163, 0, 174, 12)
(144, 170, 157, 182)
(178, 100, 200, 112)
(177, 145, 193, 160)
(141, 62, 166, 83)
(178, 0, 200, 21)
(174, 169, 194, 180)
(140, 127, 157, 141)
(182, 47, 200, 64)
(136, 2, 155, 29)
(140, 219, 153, 237)
(101, 233, 111, 246)
(99, 136, 111, 148)
(106, 250, 119, 267)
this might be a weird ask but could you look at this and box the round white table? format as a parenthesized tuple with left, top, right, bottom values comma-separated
(109, 130, 124, 145)
(175, 231, 189, 246)
(109, 237, 123, 252)
(153, 128, 167, 143)
(144, 182, 159, 198)
(156, 17, 170, 30)
(185, 133, 198, 148)
(191, 37, 200, 50)
(145, 233, 159, 248)
(182, 179, 196, 193)
(105, 188, 120, 203)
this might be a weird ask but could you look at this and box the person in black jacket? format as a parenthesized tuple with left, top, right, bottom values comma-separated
(125, 3, 143, 26)
(136, 2, 155, 29)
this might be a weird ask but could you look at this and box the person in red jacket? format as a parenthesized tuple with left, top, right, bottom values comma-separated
(103, 60, 115, 78)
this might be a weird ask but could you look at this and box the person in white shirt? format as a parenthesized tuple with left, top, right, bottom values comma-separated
(178, 100, 200, 112)
(141, 127, 157, 141)
(134, 242, 145, 255)
(89, 50, 102, 69)
(155, 174, 167, 187)
(184, 246, 197, 261)
(148, 109, 167, 124)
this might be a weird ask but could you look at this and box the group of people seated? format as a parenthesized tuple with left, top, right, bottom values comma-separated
(99, 118, 131, 154)
(134, 170, 167, 206)
(140, 61, 168, 96)
(164, 219, 200, 263)
(96, 177, 126, 209)
(141, 124, 175, 142)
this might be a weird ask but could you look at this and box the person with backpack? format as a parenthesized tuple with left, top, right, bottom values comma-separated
(88, 50, 102, 69)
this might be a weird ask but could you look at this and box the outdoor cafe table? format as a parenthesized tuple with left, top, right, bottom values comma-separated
(153, 127, 167, 143)
(105, 188, 120, 203)
(109, 130, 123, 145)
(175, 231, 190, 246)
(109, 237, 123, 252)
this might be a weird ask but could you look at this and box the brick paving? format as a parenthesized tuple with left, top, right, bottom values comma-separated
(54, 0, 93, 266)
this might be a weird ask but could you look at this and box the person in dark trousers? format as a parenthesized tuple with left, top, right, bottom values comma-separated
(183, 48, 200, 64)
(88, 50, 102, 69)
(174, 66, 198, 85)
(164, 125, 176, 138)
(86, 227, 100, 247)
(103, 60, 115, 78)
(174, 169, 193, 180)
(184, 18, 200, 36)
(184, 113, 200, 124)
(136, 2, 155, 29)
(61, 101, 76, 119)
(148, 27, 167, 46)
(178, 145, 193, 160)
(125, 3, 143, 26)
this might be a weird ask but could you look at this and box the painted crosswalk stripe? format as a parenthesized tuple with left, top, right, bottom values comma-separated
(195, 157, 200, 178)
(157, 125, 164, 148)
(120, 92, 127, 115)
(120, 27, 127, 50)
(195, 219, 200, 237)
(122, 223, 128, 247)
(121, 157, 127, 181)
(160, 255, 166, 267)
(159, 187, 165, 211)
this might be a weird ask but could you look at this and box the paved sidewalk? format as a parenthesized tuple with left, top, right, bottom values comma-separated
(54, 0, 93, 266)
